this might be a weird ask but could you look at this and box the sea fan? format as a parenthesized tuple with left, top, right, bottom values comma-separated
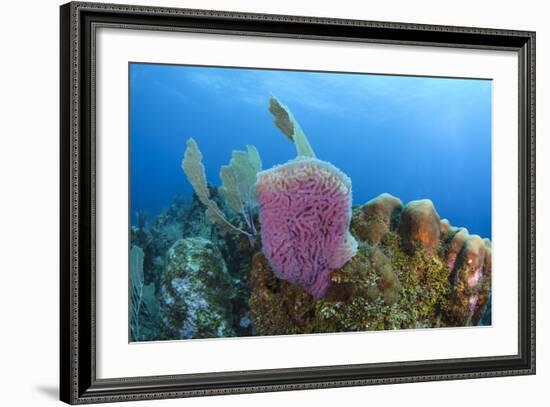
(130, 245, 159, 341)
(182, 138, 262, 238)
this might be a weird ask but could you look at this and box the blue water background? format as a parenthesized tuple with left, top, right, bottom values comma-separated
(130, 63, 492, 239)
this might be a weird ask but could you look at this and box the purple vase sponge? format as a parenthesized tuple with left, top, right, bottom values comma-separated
(256, 157, 358, 298)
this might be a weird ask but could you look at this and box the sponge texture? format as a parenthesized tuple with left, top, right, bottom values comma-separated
(256, 157, 357, 298)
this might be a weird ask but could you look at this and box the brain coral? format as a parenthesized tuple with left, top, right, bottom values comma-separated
(256, 157, 358, 298)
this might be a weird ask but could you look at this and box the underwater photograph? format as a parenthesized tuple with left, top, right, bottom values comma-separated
(129, 63, 492, 342)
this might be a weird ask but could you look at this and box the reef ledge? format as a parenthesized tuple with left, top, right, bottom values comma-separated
(249, 193, 492, 335)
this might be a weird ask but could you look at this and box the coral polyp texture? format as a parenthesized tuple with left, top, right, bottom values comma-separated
(256, 157, 358, 298)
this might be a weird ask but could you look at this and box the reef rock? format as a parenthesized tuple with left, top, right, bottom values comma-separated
(399, 199, 441, 254)
(444, 227, 469, 272)
(249, 194, 492, 333)
(256, 157, 358, 298)
(160, 237, 235, 339)
(180, 185, 230, 241)
(439, 218, 452, 235)
(351, 193, 403, 244)
(445, 234, 492, 326)
(249, 237, 451, 335)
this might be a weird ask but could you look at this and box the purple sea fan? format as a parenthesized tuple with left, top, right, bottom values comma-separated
(256, 157, 358, 298)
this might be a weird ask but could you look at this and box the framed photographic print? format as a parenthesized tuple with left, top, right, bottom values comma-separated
(60, 1, 536, 404)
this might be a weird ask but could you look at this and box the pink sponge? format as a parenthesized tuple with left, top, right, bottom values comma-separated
(256, 157, 358, 298)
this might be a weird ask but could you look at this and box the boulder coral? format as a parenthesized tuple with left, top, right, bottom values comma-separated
(249, 194, 492, 334)
(444, 234, 492, 326)
(439, 218, 452, 235)
(256, 157, 358, 298)
(399, 199, 441, 254)
(445, 227, 469, 272)
(160, 237, 236, 339)
(350, 193, 403, 244)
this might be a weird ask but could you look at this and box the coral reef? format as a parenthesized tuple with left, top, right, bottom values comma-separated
(249, 193, 491, 334)
(160, 237, 236, 339)
(444, 227, 469, 272)
(131, 194, 204, 288)
(130, 96, 492, 341)
(256, 157, 358, 298)
(350, 193, 403, 245)
(444, 234, 492, 326)
(399, 199, 441, 254)
(130, 186, 257, 341)
(439, 218, 452, 235)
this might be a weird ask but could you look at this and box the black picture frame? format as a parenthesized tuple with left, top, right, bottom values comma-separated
(60, 1, 536, 404)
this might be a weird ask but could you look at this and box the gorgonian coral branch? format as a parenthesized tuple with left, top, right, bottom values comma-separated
(219, 145, 262, 235)
(182, 138, 260, 237)
(268, 96, 316, 158)
(130, 245, 158, 341)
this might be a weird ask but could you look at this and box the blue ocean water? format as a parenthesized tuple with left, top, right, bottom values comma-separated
(130, 63, 492, 239)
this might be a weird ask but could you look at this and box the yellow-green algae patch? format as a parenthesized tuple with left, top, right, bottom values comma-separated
(249, 231, 451, 335)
